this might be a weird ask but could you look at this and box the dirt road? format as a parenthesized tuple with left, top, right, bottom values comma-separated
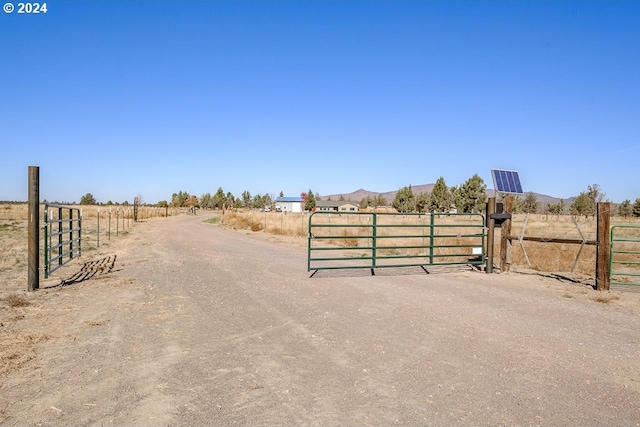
(1, 213, 639, 426)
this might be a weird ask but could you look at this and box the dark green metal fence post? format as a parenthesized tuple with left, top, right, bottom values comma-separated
(429, 213, 435, 265)
(79, 209, 82, 258)
(43, 205, 49, 278)
(307, 213, 312, 271)
(69, 208, 73, 261)
(58, 207, 63, 270)
(372, 213, 377, 269)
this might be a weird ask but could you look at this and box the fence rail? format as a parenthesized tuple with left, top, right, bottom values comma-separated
(308, 212, 485, 272)
(44, 204, 82, 278)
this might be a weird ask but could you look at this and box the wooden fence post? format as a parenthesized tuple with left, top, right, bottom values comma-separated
(28, 166, 40, 291)
(500, 195, 513, 272)
(596, 202, 611, 291)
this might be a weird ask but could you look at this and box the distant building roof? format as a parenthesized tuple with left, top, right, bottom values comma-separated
(275, 196, 304, 203)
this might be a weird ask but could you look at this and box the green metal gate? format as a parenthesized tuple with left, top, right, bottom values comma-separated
(44, 204, 82, 278)
(610, 225, 640, 286)
(308, 212, 485, 272)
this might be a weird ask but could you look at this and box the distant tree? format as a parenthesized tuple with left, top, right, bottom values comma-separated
(619, 199, 633, 218)
(374, 194, 388, 207)
(157, 200, 168, 208)
(546, 199, 566, 216)
(415, 192, 431, 213)
(200, 193, 212, 209)
(252, 194, 265, 209)
(211, 187, 226, 209)
(304, 189, 316, 211)
(263, 194, 274, 209)
(633, 198, 640, 218)
(393, 185, 415, 213)
(455, 174, 487, 213)
(171, 191, 190, 207)
(106, 200, 114, 206)
(242, 191, 252, 209)
(187, 195, 198, 208)
(279, 191, 284, 197)
(79, 193, 97, 205)
(522, 192, 539, 214)
(360, 196, 372, 209)
(429, 177, 451, 213)
(225, 191, 235, 209)
(587, 184, 606, 213)
(570, 192, 593, 218)
(511, 196, 523, 214)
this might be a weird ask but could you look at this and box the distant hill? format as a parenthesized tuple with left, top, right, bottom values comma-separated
(321, 185, 573, 209)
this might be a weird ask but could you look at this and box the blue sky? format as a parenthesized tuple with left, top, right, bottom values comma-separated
(1, 1, 639, 204)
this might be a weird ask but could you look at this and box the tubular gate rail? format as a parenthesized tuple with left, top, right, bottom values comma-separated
(308, 212, 485, 272)
(610, 225, 640, 286)
(44, 203, 82, 278)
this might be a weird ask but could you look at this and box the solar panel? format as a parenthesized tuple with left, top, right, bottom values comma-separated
(491, 169, 523, 194)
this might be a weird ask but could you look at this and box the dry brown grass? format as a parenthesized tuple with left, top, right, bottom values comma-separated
(0, 331, 50, 376)
(589, 294, 621, 304)
(507, 214, 640, 276)
(2, 293, 31, 308)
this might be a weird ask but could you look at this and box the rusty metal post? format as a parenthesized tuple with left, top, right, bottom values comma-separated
(596, 202, 611, 291)
(28, 166, 40, 291)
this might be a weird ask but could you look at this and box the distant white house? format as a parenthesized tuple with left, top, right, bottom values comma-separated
(275, 196, 304, 213)
(315, 200, 359, 212)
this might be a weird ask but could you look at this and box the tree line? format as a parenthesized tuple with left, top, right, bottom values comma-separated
(76, 179, 640, 218)
(168, 188, 277, 211)
(384, 174, 489, 214)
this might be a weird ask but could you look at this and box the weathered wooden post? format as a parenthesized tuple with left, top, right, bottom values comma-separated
(28, 166, 40, 291)
(596, 202, 611, 291)
(500, 195, 513, 272)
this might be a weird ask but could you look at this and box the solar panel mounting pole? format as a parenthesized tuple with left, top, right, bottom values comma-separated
(500, 195, 513, 272)
(486, 197, 496, 273)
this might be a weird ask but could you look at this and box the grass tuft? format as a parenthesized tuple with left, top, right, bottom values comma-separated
(589, 294, 620, 304)
(2, 294, 31, 308)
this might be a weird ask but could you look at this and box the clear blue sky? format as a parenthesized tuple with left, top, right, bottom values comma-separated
(1, 1, 639, 204)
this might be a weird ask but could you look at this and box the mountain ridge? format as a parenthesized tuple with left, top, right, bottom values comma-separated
(321, 185, 571, 207)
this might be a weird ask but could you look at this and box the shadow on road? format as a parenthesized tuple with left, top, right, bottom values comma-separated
(44, 255, 119, 288)
(309, 264, 480, 278)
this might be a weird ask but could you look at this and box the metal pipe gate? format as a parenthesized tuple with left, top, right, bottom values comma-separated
(610, 225, 640, 286)
(44, 204, 82, 278)
(308, 212, 485, 272)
